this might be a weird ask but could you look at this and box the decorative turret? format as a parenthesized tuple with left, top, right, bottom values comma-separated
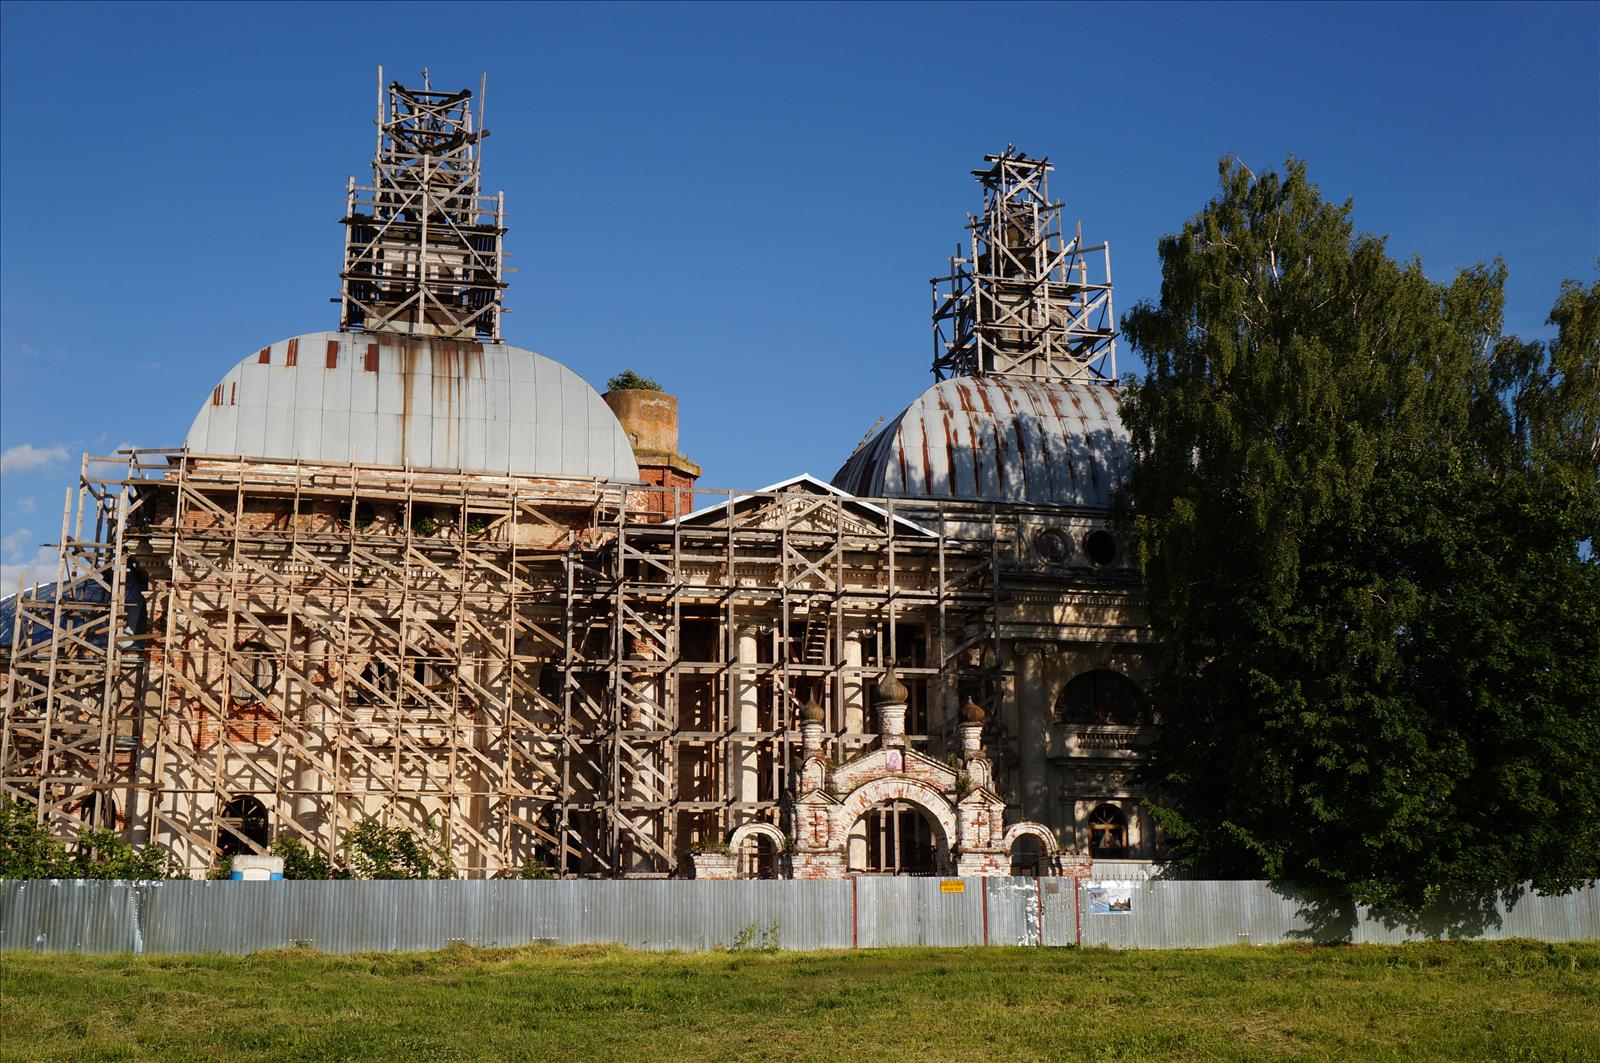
(798, 690, 826, 755)
(874, 662, 908, 750)
(958, 698, 992, 789)
(958, 699, 986, 754)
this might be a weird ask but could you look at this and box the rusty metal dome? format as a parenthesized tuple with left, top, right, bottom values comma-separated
(184, 332, 641, 482)
(832, 376, 1130, 507)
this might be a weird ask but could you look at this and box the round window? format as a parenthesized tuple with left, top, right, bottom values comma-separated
(1084, 529, 1117, 567)
(1033, 527, 1073, 564)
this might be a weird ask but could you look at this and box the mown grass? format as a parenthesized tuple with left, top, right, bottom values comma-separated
(2, 940, 1596, 1062)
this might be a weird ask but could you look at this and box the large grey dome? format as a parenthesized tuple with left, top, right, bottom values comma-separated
(185, 332, 640, 481)
(832, 375, 1130, 507)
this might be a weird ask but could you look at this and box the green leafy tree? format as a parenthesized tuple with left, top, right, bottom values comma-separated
(273, 834, 345, 880)
(0, 799, 70, 878)
(344, 817, 455, 879)
(1120, 158, 1600, 914)
(1, 798, 185, 880)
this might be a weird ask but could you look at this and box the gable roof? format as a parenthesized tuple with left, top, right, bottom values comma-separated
(670, 473, 937, 537)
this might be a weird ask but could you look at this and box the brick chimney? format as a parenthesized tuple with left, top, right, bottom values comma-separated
(603, 387, 701, 521)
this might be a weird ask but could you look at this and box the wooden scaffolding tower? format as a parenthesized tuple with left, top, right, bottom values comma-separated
(339, 69, 507, 342)
(931, 147, 1117, 383)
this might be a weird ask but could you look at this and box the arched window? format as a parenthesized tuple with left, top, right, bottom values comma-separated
(1056, 670, 1146, 726)
(1086, 804, 1128, 859)
(219, 795, 270, 856)
(239, 643, 279, 702)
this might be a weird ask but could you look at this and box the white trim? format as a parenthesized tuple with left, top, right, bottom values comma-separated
(669, 472, 937, 537)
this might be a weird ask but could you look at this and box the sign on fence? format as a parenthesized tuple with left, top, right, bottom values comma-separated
(1085, 882, 1134, 915)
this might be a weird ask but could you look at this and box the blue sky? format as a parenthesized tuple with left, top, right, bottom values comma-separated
(2, 1, 1596, 588)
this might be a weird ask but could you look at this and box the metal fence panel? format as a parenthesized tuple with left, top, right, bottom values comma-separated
(0, 880, 137, 953)
(1074, 879, 1600, 949)
(855, 877, 986, 948)
(1498, 888, 1600, 942)
(983, 877, 1042, 947)
(3, 878, 1596, 955)
(1039, 877, 1079, 947)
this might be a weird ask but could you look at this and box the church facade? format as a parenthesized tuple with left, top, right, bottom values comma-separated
(1, 77, 1157, 879)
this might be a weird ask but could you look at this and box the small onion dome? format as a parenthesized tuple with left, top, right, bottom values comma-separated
(960, 699, 987, 724)
(798, 692, 826, 724)
(874, 663, 908, 705)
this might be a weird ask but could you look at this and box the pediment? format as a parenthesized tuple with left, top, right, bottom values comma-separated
(832, 746, 958, 792)
(957, 786, 1005, 810)
(795, 787, 840, 807)
(671, 474, 936, 537)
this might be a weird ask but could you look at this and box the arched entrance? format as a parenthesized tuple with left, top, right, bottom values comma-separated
(860, 801, 939, 875)
(728, 822, 786, 879)
(1003, 822, 1059, 876)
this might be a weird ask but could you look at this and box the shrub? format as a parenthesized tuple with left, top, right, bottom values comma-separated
(606, 369, 662, 392)
(1, 798, 184, 880)
(273, 834, 344, 880)
(344, 817, 454, 880)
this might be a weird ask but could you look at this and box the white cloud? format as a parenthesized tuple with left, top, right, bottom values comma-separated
(0, 443, 70, 474)
(0, 546, 58, 594)
(16, 497, 35, 513)
(1, 527, 34, 560)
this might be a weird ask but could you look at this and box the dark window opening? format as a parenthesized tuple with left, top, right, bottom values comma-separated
(1087, 804, 1128, 859)
(219, 795, 270, 856)
(354, 659, 399, 705)
(1056, 670, 1147, 726)
(1083, 529, 1118, 567)
(536, 664, 563, 706)
(739, 833, 780, 880)
(678, 616, 719, 664)
(1010, 833, 1044, 875)
(77, 793, 116, 830)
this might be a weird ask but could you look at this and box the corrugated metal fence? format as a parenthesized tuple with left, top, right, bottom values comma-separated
(2, 878, 1595, 955)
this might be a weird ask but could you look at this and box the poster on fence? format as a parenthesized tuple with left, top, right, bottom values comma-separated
(1085, 881, 1134, 915)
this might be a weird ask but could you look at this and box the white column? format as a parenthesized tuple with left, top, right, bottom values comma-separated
(731, 623, 761, 819)
(294, 634, 329, 829)
(842, 633, 865, 736)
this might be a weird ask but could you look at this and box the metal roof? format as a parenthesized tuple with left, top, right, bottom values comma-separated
(831, 376, 1131, 507)
(184, 332, 641, 481)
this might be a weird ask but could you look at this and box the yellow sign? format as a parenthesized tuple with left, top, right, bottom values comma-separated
(939, 879, 966, 893)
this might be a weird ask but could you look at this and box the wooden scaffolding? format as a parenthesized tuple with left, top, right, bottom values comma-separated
(2, 452, 1027, 878)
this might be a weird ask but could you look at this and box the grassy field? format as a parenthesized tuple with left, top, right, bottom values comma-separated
(2, 940, 1596, 1062)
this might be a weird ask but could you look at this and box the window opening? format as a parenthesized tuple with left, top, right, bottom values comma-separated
(738, 833, 780, 879)
(1010, 833, 1044, 875)
(1056, 670, 1146, 726)
(1083, 529, 1117, 566)
(219, 795, 270, 856)
(1087, 804, 1128, 858)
